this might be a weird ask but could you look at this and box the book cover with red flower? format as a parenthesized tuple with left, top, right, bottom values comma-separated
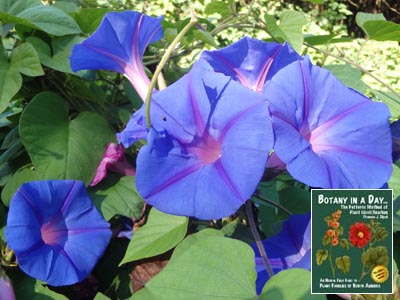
(311, 189, 393, 294)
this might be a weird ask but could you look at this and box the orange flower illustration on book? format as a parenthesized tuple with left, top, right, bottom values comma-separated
(316, 210, 389, 282)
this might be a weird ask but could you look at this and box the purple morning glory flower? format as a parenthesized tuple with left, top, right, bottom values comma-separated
(200, 36, 302, 93)
(253, 213, 310, 294)
(70, 11, 163, 101)
(0, 270, 15, 300)
(135, 60, 273, 220)
(5, 180, 112, 286)
(265, 57, 392, 188)
(390, 120, 400, 162)
(90, 143, 136, 186)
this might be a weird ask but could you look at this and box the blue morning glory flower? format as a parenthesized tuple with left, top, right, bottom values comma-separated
(253, 213, 310, 294)
(5, 180, 112, 286)
(265, 57, 392, 188)
(200, 36, 302, 93)
(70, 11, 163, 101)
(135, 60, 273, 220)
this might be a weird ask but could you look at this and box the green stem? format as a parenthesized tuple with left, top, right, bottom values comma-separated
(329, 245, 336, 277)
(359, 249, 367, 282)
(254, 193, 293, 216)
(246, 200, 274, 278)
(145, 14, 198, 128)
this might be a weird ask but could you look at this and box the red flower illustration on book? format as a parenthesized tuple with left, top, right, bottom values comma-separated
(349, 222, 372, 248)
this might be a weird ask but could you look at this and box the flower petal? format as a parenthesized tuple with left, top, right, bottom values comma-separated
(266, 57, 392, 188)
(136, 131, 244, 219)
(200, 37, 302, 93)
(70, 11, 163, 100)
(116, 106, 149, 148)
(17, 245, 78, 286)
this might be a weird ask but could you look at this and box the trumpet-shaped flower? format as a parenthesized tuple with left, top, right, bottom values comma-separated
(265, 57, 392, 188)
(5, 180, 112, 286)
(253, 213, 310, 294)
(90, 143, 136, 186)
(200, 36, 302, 93)
(135, 60, 273, 219)
(70, 11, 163, 101)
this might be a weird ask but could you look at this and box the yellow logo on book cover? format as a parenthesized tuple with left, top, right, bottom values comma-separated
(371, 265, 389, 283)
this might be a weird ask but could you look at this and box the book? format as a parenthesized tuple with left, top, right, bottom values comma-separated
(311, 189, 393, 294)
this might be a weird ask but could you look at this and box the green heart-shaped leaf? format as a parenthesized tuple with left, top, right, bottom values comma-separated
(19, 92, 115, 185)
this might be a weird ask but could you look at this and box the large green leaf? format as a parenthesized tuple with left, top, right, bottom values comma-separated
(0, 0, 40, 14)
(265, 10, 307, 52)
(260, 269, 324, 300)
(134, 230, 257, 300)
(0, 42, 44, 113)
(356, 12, 400, 41)
(53, 1, 78, 13)
(120, 208, 188, 265)
(0, 0, 81, 36)
(19, 92, 115, 185)
(324, 64, 365, 93)
(0, 64, 21, 114)
(25, 37, 52, 65)
(1, 165, 40, 207)
(361, 20, 400, 41)
(51, 36, 85, 72)
(18, 6, 81, 36)
(10, 43, 44, 76)
(71, 8, 110, 34)
(356, 12, 386, 25)
(170, 228, 223, 259)
(27, 36, 84, 73)
(90, 176, 144, 221)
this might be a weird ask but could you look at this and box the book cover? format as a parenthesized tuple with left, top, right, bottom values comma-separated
(311, 189, 393, 294)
